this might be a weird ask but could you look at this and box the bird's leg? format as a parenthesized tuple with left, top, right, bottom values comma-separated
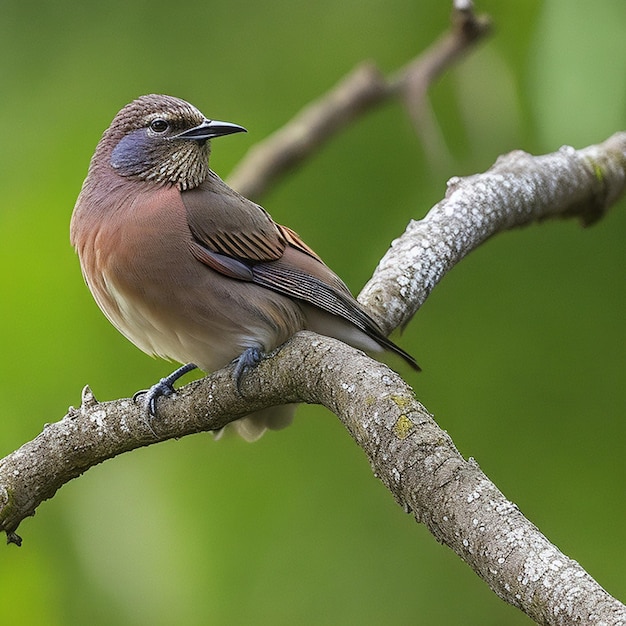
(232, 347, 264, 393)
(133, 362, 198, 417)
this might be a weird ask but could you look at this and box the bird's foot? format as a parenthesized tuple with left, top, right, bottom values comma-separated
(133, 363, 198, 417)
(232, 347, 264, 393)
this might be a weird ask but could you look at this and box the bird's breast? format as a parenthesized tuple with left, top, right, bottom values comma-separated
(71, 179, 305, 371)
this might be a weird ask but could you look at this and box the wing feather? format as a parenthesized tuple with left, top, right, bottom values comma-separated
(181, 173, 419, 371)
(184, 174, 286, 262)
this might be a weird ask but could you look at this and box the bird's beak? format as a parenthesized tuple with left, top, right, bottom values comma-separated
(176, 119, 247, 141)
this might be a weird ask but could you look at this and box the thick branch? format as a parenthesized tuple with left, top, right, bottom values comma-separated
(2, 333, 624, 625)
(1, 133, 625, 625)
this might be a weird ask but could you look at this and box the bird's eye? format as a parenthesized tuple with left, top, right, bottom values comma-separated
(150, 118, 169, 133)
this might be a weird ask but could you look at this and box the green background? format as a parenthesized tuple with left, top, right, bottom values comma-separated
(1, 0, 624, 624)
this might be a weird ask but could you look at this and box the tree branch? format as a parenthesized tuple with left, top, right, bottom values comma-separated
(360, 133, 626, 333)
(1, 133, 625, 625)
(227, 3, 492, 200)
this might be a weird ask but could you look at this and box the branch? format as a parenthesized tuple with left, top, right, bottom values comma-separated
(227, 3, 492, 200)
(360, 132, 626, 333)
(1, 133, 625, 625)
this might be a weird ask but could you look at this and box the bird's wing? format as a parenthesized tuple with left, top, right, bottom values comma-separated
(183, 175, 287, 262)
(182, 175, 353, 296)
(182, 176, 419, 370)
(251, 246, 420, 371)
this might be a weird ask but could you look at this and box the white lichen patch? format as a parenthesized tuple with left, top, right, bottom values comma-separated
(118, 414, 130, 434)
(494, 500, 518, 515)
(467, 490, 481, 503)
(90, 409, 107, 432)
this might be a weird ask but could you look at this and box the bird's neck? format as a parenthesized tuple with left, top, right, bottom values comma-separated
(92, 136, 211, 191)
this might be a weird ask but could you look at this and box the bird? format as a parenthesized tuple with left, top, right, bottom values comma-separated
(70, 94, 419, 440)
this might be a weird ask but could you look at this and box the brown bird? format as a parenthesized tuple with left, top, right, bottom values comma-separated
(71, 94, 418, 440)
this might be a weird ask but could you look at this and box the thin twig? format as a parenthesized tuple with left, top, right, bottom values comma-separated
(227, 4, 491, 200)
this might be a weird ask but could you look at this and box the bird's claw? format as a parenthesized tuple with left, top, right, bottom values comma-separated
(133, 379, 175, 417)
(133, 363, 198, 418)
(232, 347, 264, 393)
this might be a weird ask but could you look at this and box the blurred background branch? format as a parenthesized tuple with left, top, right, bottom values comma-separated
(228, 3, 491, 200)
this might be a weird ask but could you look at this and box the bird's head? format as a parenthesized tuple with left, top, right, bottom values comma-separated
(98, 94, 246, 190)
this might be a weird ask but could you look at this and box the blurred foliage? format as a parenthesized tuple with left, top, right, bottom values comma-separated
(1, 0, 625, 624)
